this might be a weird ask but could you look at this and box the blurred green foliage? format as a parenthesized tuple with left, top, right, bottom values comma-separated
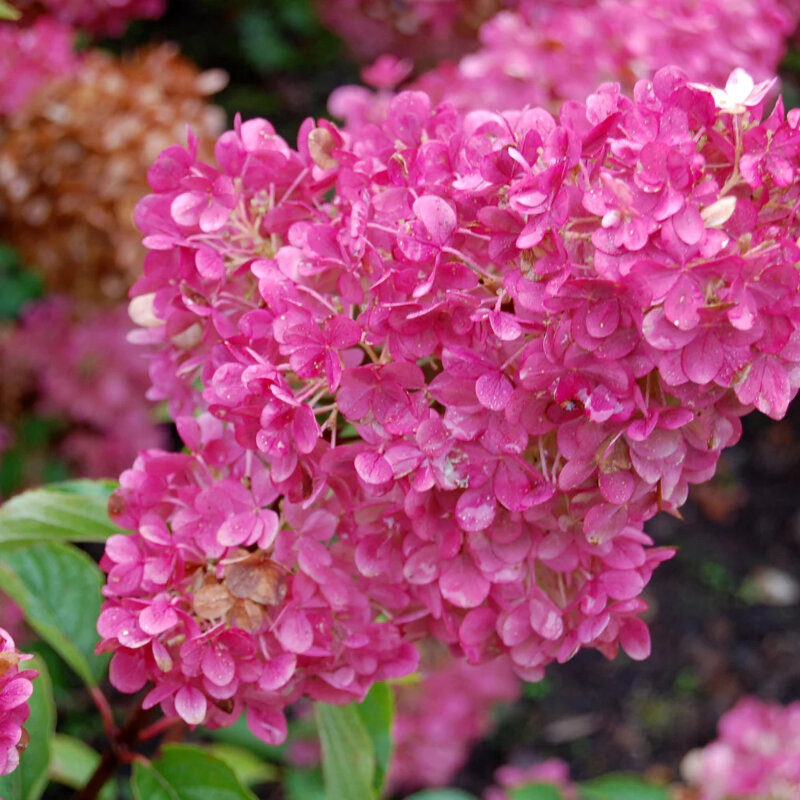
(112, 0, 361, 136)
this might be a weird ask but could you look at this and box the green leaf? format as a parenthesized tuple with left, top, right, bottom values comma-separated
(0, 480, 123, 544)
(355, 682, 394, 795)
(0, 656, 55, 800)
(316, 701, 375, 800)
(284, 767, 327, 800)
(132, 744, 257, 800)
(0, 542, 109, 686)
(578, 774, 670, 800)
(204, 744, 279, 787)
(509, 784, 565, 800)
(0, 1, 20, 20)
(404, 791, 479, 800)
(49, 735, 114, 800)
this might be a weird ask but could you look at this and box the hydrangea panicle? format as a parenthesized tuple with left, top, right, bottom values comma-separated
(389, 645, 520, 791)
(681, 697, 800, 799)
(0, 298, 166, 483)
(104, 65, 800, 739)
(330, 0, 797, 125)
(0, 18, 77, 116)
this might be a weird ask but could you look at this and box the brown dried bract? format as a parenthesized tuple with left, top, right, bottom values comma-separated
(230, 599, 266, 633)
(0, 44, 225, 304)
(191, 578, 235, 621)
(0, 650, 21, 679)
(224, 552, 288, 607)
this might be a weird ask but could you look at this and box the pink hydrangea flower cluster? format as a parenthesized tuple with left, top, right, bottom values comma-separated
(389, 648, 520, 791)
(485, 759, 577, 800)
(0, 628, 37, 778)
(317, 0, 508, 64)
(0, 18, 77, 115)
(330, 0, 797, 127)
(1, 298, 165, 480)
(15, 0, 166, 36)
(103, 66, 800, 739)
(681, 697, 800, 800)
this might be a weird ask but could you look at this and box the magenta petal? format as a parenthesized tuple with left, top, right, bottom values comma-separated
(529, 597, 564, 641)
(199, 203, 231, 233)
(0, 678, 33, 711)
(259, 653, 296, 691)
(455, 488, 497, 532)
(109, 651, 148, 694)
(277, 611, 314, 654)
(476, 371, 514, 411)
(217, 512, 258, 547)
(247, 705, 288, 745)
(202, 645, 236, 687)
(170, 191, 204, 227)
(599, 569, 645, 600)
(139, 602, 179, 636)
(619, 617, 651, 660)
(354, 451, 393, 485)
(413, 195, 457, 246)
(174, 685, 207, 725)
(439, 556, 490, 608)
(672, 204, 705, 245)
(682, 331, 723, 384)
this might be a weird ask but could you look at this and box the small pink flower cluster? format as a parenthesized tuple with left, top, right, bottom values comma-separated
(15, 0, 166, 36)
(485, 759, 577, 800)
(100, 424, 418, 742)
(1, 298, 165, 479)
(0, 628, 36, 778)
(0, 18, 77, 115)
(103, 67, 800, 739)
(389, 650, 520, 791)
(331, 0, 797, 126)
(681, 697, 800, 800)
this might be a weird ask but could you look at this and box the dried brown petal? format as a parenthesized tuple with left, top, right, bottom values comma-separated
(230, 598, 266, 633)
(191, 581, 235, 621)
(0, 650, 20, 679)
(224, 555, 288, 606)
(308, 127, 338, 170)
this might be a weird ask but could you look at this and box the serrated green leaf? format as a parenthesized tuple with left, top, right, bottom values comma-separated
(49, 734, 114, 800)
(132, 744, 257, 800)
(509, 783, 565, 800)
(404, 791, 479, 800)
(316, 701, 375, 800)
(578, 774, 670, 800)
(204, 744, 279, 787)
(355, 682, 394, 795)
(0, 656, 55, 800)
(0, 480, 122, 544)
(0, 542, 109, 686)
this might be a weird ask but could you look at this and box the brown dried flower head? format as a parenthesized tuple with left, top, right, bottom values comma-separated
(0, 44, 226, 303)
